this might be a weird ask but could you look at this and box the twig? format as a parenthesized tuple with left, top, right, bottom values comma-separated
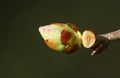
(91, 29, 120, 56)
(100, 30, 120, 41)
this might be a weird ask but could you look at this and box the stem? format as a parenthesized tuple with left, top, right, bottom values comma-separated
(100, 29, 120, 41)
(91, 29, 120, 56)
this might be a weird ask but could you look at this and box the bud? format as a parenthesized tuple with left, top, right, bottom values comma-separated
(39, 23, 82, 53)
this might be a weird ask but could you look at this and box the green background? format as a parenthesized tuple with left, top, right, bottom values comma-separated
(1, 0, 120, 78)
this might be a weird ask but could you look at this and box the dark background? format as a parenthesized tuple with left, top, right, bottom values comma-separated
(1, 0, 120, 78)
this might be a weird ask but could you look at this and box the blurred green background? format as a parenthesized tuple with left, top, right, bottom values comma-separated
(1, 0, 120, 78)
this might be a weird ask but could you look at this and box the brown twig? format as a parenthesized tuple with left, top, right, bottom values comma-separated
(91, 29, 120, 56)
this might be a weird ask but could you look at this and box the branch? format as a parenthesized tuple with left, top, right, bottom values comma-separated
(100, 29, 120, 41)
(91, 29, 120, 56)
